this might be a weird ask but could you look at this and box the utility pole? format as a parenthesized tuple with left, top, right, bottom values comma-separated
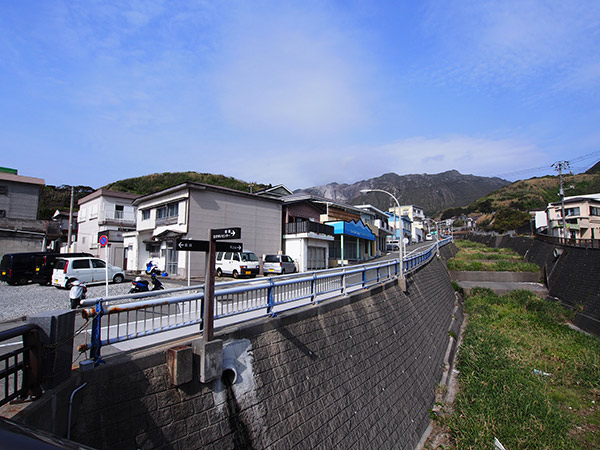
(552, 161, 570, 242)
(67, 186, 74, 252)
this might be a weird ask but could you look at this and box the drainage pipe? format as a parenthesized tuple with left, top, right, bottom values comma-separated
(67, 382, 87, 440)
(221, 360, 238, 386)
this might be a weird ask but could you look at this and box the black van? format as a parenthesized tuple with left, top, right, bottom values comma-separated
(0, 252, 93, 285)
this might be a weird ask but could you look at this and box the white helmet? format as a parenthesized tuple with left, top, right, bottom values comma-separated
(72, 280, 80, 286)
(135, 276, 143, 282)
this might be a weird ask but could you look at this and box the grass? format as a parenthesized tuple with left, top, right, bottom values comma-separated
(448, 240, 540, 273)
(440, 289, 600, 449)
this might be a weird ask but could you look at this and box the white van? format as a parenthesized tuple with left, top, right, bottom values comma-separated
(52, 257, 125, 288)
(215, 251, 260, 279)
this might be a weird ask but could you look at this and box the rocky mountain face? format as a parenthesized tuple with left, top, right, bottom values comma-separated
(300, 170, 510, 215)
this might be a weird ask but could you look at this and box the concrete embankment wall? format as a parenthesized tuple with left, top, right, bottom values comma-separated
(16, 253, 461, 450)
(462, 234, 600, 336)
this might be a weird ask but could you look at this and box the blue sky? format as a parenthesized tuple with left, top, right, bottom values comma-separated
(1, 1, 600, 190)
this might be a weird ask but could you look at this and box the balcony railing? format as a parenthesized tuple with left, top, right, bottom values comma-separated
(99, 210, 136, 227)
(285, 221, 334, 236)
(535, 233, 600, 249)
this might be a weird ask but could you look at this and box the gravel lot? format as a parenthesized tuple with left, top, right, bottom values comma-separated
(0, 278, 183, 323)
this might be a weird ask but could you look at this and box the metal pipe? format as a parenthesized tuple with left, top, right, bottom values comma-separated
(67, 382, 87, 440)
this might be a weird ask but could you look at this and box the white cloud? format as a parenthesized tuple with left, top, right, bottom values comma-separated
(211, 3, 372, 138)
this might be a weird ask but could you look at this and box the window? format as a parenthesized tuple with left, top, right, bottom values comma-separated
(89, 204, 98, 219)
(115, 205, 124, 219)
(591, 206, 600, 216)
(156, 206, 167, 220)
(0, 210, 5, 218)
(72, 259, 90, 269)
(141, 209, 151, 220)
(565, 207, 580, 217)
(156, 202, 178, 221)
(0, 185, 7, 195)
(91, 259, 106, 269)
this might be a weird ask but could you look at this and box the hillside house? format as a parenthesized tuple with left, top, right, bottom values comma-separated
(546, 193, 600, 240)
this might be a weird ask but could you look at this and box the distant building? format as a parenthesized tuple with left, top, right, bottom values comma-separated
(0, 168, 47, 255)
(388, 205, 425, 242)
(546, 193, 600, 240)
(0, 168, 45, 220)
(354, 204, 395, 255)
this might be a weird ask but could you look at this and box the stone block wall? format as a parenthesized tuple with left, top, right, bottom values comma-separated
(17, 256, 460, 449)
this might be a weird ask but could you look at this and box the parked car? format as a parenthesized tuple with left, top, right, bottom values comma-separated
(425, 234, 433, 241)
(0, 252, 92, 286)
(52, 257, 125, 288)
(263, 254, 297, 275)
(215, 251, 260, 279)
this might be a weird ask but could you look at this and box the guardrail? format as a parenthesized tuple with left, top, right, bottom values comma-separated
(0, 323, 42, 407)
(78, 237, 453, 362)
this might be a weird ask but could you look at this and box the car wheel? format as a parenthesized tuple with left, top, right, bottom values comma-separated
(65, 278, 77, 289)
(113, 274, 124, 284)
(216, 268, 223, 278)
(232, 270, 239, 279)
(18, 277, 28, 286)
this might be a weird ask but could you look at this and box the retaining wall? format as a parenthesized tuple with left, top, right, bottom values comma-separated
(16, 255, 461, 450)
(462, 234, 600, 336)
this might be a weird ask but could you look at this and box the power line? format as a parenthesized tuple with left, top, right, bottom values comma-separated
(495, 150, 600, 180)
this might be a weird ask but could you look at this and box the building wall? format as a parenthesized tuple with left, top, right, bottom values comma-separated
(184, 190, 282, 278)
(0, 180, 41, 220)
(17, 255, 461, 450)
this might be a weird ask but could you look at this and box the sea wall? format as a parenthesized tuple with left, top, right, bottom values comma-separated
(16, 255, 461, 450)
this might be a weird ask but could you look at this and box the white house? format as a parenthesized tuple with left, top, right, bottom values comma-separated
(76, 189, 139, 268)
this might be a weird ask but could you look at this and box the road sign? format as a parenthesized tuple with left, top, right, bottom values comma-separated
(211, 227, 241, 240)
(215, 242, 243, 253)
(176, 239, 209, 252)
(99, 235, 108, 247)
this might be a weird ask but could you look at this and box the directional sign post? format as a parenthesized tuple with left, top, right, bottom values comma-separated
(211, 227, 241, 240)
(175, 229, 243, 342)
(176, 239, 209, 252)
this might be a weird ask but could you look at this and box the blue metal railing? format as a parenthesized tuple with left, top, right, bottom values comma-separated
(79, 237, 452, 359)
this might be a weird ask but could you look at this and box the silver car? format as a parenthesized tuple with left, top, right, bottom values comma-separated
(263, 255, 297, 275)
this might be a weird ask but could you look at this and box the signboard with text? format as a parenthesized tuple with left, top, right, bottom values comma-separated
(211, 227, 241, 240)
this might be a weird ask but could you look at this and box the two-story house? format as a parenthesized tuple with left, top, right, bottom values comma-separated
(546, 193, 600, 240)
(281, 192, 376, 266)
(125, 182, 282, 277)
(76, 189, 139, 268)
(279, 194, 335, 272)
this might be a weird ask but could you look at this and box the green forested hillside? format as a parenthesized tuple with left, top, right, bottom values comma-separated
(38, 185, 95, 219)
(37, 172, 270, 219)
(441, 172, 600, 232)
(103, 172, 269, 196)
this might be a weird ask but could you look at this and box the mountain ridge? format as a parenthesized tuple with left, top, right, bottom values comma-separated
(299, 169, 510, 215)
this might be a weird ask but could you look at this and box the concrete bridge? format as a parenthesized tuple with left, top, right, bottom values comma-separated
(1, 243, 463, 449)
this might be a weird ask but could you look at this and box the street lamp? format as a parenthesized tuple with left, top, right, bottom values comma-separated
(360, 189, 403, 278)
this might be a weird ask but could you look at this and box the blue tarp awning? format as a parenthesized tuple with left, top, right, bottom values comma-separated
(326, 220, 376, 241)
